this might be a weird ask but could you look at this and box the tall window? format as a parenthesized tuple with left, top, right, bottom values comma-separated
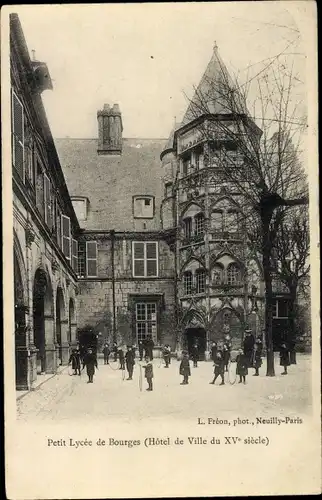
(136, 303, 157, 343)
(211, 211, 224, 231)
(165, 182, 173, 198)
(36, 161, 45, 218)
(195, 213, 205, 235)
(132, 242, 158, 277)
(196, 269, 206, 293)
(226, 211, 239, 232)
(183, 271, 193, 295)
(182, 156, 191, 176)
(213, 265, 223, 284)
(86, 241, 98, 277)
(227, 263, 240, 285)
(72, 239, 78, 273)
(44, 174, 52, 228)
(61, 215, 71, 261)
(77, 241, 86, 277)
(12, 91, 24, 180)
(183, 217, 192, 239)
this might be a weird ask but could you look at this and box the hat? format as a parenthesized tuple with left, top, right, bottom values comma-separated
(245, 329, 252, 333)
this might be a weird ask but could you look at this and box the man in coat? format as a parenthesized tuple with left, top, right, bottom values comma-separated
(146, 337, 154, 360)
(243, 330, 255, 367)
(112, 342, 118, 362)
(142, 355, 153, 391)
(125, 345, 135, 380)
(179, 351, 191, 385)
(210, 350, 225, 385)
(280, 342, 290, 375)
(118, 346, 125, 370)
(236, 349, 248, 384)
(102, 343, 110, 365)
(82, 348, 98, 383)
(162, 344, 171, 368)
(223, 334, 232, 372)
(211, 341, 218, 364)
(68, 348, 81, 375)
(253, 337, 263, 376)
(138, 341, 144, 361)
(191, 343, 199, 368)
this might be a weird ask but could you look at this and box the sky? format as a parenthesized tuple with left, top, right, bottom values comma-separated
(10, 2, 311, 139)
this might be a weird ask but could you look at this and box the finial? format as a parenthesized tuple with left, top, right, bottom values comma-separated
(31, 49, 36, 61)
(213, 41, 218, 52)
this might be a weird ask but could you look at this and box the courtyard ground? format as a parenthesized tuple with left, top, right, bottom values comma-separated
(16, 353, 312, 423)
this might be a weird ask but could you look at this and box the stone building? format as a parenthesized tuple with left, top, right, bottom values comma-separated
(11, 14, 80, 390)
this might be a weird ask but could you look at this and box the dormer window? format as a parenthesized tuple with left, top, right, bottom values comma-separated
(133, 195, 154, 219)
(71, 196, 88, 222)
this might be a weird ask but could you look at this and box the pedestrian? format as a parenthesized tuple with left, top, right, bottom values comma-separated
(222, 335, 231, 372)
(163, 344, 171, 368)
(243, 329, 255, 367)
(118, 346, 125, 370)
(236, 349, 248, 384)
(211, 341, 218, 364)
(253, 337, 263, 376)
(191, 343, 199, 368)
(112, 342, 118, 362)
(103, 343, 110, 365)
(280, 342, 290, 375)
(142, 355, 153, 391)
(82, 348, 98, 383)
(289, 338, 297, 365)
(68, 348, 81, 375)
(146, 337, 154, 360)
(179, 351, 191, 385)
(125, 345, 135, 380)
(138, 340, 144, 361)
(210, 350, 225, 385)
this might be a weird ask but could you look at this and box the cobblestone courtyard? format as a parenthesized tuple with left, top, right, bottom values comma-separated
(17, 353, 312, 423)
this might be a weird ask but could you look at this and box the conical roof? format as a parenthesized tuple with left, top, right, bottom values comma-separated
(181, 42, 246, 126)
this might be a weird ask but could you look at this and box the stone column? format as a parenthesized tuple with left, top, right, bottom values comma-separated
(70, 322, 78, 347)
(60, 319, 70, 365)
(44, 314, 57, 374)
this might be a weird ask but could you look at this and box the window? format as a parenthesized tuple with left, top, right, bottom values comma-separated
(273, 299, 289, 319)
(133, 196, 154, 218)
(132, 242, 158, 277)
(72, 239, 78, 273)
(226, 211, 239, 232)
(44, 174, 52, 228)
(211, 211, 224, 231)
(61, 215, 71, 260)
(86, 241, 98, 277)
(136, 303, 157, 343)
(196, 269, 206, 293)
(195, 213, 205, 236)
(165, 182, 173, 197)
(182, 156, 191, 176)
(213, 265, 223, 285)
(56, 205, 62, 247)
(12, 91, 24, 179)
(36, 161, 45, 218)
(77, 241, 86, 277)
(183, 271, 193, 295)
(183, 217, 192, 239)
(227, 263, 240, 285)
(71, 198, 88, 221)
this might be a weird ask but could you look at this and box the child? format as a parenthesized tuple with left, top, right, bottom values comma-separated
(142, 355, 153, 391)
(236, 349, 248, 384)
(280, 342, 290, 375)
(253, 338, 263, 376)
(179, 351, 191, 384)
(210, 350, 225, 385)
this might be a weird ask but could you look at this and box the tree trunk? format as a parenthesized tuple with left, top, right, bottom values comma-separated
(262, 212, 275, 376)
(288, 287, 297, 364)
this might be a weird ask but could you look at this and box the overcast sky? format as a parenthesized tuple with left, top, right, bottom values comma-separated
(12, 2, 310, 139)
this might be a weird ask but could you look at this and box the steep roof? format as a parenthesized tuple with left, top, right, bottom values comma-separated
(181, 43, 245, 126)
(55, 138, 167, 231)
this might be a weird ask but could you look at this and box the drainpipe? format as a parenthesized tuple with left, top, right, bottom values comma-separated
(111, 229, 116, 344)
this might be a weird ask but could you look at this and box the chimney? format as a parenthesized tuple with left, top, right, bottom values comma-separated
(97, 103, 123, 155)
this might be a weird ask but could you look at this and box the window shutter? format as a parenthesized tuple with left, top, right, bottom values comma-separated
(61, 214, 71, 260)
(56, 206, 62, 247)
(86, 241, 97, 277)
(146, 242, 158, 277)
(44, 174, 51, 227)
(72, 239, 78, 273)
(133, 242, 145, 277)
(12, 91, 24, 179)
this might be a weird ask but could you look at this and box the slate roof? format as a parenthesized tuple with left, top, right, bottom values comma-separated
(55, 137, 167, 231)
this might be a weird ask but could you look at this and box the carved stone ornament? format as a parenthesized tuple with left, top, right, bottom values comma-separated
(66, 278, 71, 288)
(25, 224, 35, 248)
(51, 259, 59, 274)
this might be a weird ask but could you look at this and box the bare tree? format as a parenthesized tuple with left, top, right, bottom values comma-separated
(181, 47, 308, 375)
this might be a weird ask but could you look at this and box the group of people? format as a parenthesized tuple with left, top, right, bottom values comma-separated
(68, 346, 98, 383)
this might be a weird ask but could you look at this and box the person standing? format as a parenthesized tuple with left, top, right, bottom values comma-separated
(103, 343, 110, 365)
(68, 348, 81, 375)
(211, 341, 218, 364)
(243, 330, 255, 368)
(163, 344, 171, 368)
(118, 346, 125, 370)
(280, 342, 290, 375)
(222, 334, 232, 372)
(191, 343, 199, 368)
(236, 349, 248, 384)
(179, 351, 191, 385)
(112, 342, 118, 362)
(125, 345, 135, 380)
(138, 340, 144, 361)
(142, 355, 153, 391)
(253, 337, 263, 376)
(146, 337, 154, 360)
(210, 350, 225, 385)
(82, 348, 98, 383)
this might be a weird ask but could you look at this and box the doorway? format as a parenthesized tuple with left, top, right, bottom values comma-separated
(185, 327, 207, 360)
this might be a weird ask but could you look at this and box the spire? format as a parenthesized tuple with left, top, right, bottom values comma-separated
(181, 43, 244, 126)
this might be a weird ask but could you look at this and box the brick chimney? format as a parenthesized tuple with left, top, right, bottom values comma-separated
(97, 103, 123, 155)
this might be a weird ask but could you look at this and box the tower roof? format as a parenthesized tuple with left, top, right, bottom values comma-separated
(160, 120, 181, 160)
(181, 42, 246, 126)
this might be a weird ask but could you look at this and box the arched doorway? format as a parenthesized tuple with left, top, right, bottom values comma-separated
(33, 268, 53, 374)
(183, 311, 207, 360)
(14, 250, 28, 387)
(211, 308, 242, 349)
(56, 287, 66, 365)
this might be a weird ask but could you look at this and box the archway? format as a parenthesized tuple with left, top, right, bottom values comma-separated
(33, 268, 53, 374)
(56, 287, 66, 365)
(182, 310, 207, 360)
(211, 308, 243, 349)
